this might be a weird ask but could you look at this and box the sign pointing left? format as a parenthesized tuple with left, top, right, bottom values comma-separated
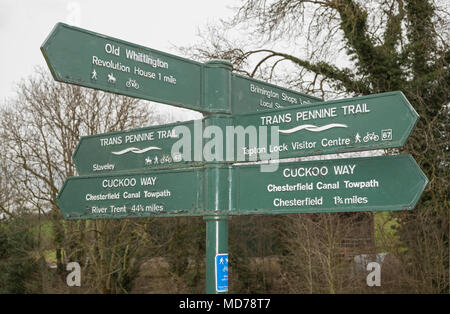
(41, 23, 204, 112)
(57, 167, 206, 220)
(73, 120, 202, 175)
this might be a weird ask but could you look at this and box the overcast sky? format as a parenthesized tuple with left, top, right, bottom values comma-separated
(0, 0, 240, 117)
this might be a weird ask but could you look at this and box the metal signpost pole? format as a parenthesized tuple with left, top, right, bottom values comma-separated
(203, 164, 233, 295)
(42, 24, 429, 295)
(202, 60, 233, 294)
(205, 216, 229, 294)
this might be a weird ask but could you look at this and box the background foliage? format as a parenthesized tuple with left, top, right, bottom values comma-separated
(0, 0, 448, 293)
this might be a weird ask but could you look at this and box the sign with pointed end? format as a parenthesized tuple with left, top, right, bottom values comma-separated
(233, 154, 428, 215)
(41, 23, 204, 111)
(44, 22, 429, 296)
(57, 167, 206, 220)
(232, 91, 419, 160)
(73, 120, 202, 175)
(41, 23, 324, 115)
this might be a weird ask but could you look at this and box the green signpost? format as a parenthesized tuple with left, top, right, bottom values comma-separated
(41, 23, 204, 112)
(231, 73, 322, 114)
(73, 120, 201, 175)
(41, 23, 321, 115)
(233, 154, 428, 215)
(57, 167, 206, 220)
(42, 23, 428, 295)
(232, 91, 419, 160)
(74, 91, 418, 175)
(58, 155, 428, 219)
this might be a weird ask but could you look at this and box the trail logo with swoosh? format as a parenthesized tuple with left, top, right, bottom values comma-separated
(278, 123, 348, 134)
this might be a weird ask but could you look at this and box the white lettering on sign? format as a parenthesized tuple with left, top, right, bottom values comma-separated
(291, 140, 317, 150)
(281, 164, 358, 178)
(269, 144, 288, 153)
(260, 113, 292, 125)
(282, 93, 297, 104)
(158, 129, 178, 139)
(125, 132, 154, 144)
(341, 103, 370, 115)
(267, 182, 313, 192)
(282, 166, 329, 178)
(250, 84, 280, 100)
(296, 107, 337, 121)
(130, 204, 164, 213)
(242, 146, 267, 157)
(110, 205, 126, 213)
(333, 164, 356, 175)
(163, 75, 177, 85)
(91, 206, 108, 213)
(123, 191, 141, 199)
(134, 66, 156, 79)
(86, 192, 120, 201)
(344, 179, 379, 189)
(273, 197, 323, 207)
(316, 181, 340, 190)
(93, 163, 115, 171)
(262, 159, 384, 210)
(102, 177, 136, 188)
(334, 195, 369, 204)
(146, 204, 164, 212)
(259, 99, 281, 109)
(259, 103, 372, 127)
(125, 49, 169, 69)
(140, 176, 157, 186)
(321, 137, 351, 147)
(100, 136, 122, 147)
(249, 83, 301, 107)
(143, 189, 171, 198)
(92, 56, 130, 73)
(105, 43, 120, 56)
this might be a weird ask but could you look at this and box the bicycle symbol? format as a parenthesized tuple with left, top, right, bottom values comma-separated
(159, 155, 173, 164)
(363, 132, 380, 142)
(126, 78, 139, 89)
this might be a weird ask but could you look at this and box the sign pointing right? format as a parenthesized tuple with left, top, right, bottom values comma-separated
(233, 91, 419, 160)
(233, 154, 428, 215)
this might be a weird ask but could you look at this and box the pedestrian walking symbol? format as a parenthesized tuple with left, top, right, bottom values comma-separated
(215, 253, 228, 293)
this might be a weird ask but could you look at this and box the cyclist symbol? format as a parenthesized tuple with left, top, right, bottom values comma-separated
(363, 132, 380, 142)
(126, 78, 139, 89)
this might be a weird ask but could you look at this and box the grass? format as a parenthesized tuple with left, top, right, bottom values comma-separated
(374, 211, 401, 252)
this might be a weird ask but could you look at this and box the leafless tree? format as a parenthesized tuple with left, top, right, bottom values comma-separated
(180, 0, 449, 293)
(0, 67, 159, 292)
